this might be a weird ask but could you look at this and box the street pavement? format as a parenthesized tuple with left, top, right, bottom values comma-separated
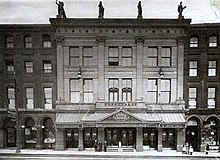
(0, 148, 220, 159)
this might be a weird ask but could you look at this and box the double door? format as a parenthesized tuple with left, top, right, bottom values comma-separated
(66, 129, 79, 148)
(106, 128, 136, 147)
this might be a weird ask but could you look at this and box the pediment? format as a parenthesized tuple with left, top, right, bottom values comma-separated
(98, 109, 145, 123)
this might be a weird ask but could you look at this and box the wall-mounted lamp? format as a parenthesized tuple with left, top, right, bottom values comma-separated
(21, 125, 25, 128)
(159, 68, 164, 78)
(77, 67, 82, 79)
(41, 125, 45, 129)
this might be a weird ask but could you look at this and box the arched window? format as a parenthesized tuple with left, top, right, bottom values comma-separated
(24, 35, 32, 48)
(42, 35, 51, 48)
(24, 118, 36, 148)
(190, 36, 199, 48)
(42, 118, 55, 149)
(122, 79, 132, 101)
(109, 79, 119, 101)
(209, 35, 218, 47)
(5, 35, 14, 48)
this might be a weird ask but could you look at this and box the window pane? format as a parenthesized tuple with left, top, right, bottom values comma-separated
(25, 61, 33, 73)
(109, 47, 119, 66)
(208, 88, 215, 108)
(189, 61, 197, 77)
(83, 47, 93, 66)
(83, 79, 93, 103)
(147, 47, 158, 66)
(70, 92, 80, 103)
(208, 61, 216, 76)
(190, 37, 198, 47)
(43, 61, 52, 73)
(70, 47, 80, 66)
(25, 36, 32, 48)
(6, 61, 14, 72)
(6, 36, 14, 48)
(43, 35, 51, 48)
(189, 88, 197, 109)
(122, 47, 132, 66)
(209, 36, 217, 47)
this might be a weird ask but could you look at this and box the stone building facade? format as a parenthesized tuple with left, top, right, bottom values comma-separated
(0, 25, 57, 149)
(185, 23, 220, 151)
(50, 18, 191, 152)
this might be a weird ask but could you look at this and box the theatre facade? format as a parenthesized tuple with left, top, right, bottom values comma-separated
(51, 17, 191, 152)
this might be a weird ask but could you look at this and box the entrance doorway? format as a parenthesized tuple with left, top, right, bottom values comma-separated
(66, 129, 79, 148)
(3, 118, 16, 147)
(162, 128, 176, 149)
(106, 128, 136, 147)
(143, 128, 157, 149)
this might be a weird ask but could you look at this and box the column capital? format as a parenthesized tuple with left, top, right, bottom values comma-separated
(176, 36, 186, 45)
(135, 36, 145, 44)
(96, 36, 106, 45)
(55, 36, 65, 44)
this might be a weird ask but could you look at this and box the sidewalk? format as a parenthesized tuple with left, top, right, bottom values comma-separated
(0, 149, 220, 158)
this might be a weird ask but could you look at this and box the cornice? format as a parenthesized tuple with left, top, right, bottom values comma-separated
(50, 18, 191, 28)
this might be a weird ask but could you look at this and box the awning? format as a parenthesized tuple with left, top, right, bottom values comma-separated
(56, 113, 86, 124)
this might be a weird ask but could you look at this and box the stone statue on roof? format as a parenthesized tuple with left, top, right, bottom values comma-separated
(98, 1, 104, 19)
(178, 1, 186, 18)
(137, 1, 143, 19)
(56, 0, 66, 18)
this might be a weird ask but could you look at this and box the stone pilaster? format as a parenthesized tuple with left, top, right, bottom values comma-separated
(176, 128, 185, 152)
(55, 128, 65, 151)
(157, 128, 162, 152)
(136, 127, 143, 152)
(78, 128, 84, 151)
(135, 36, 144, 101)
(96, 36, 106, 101)
(0, 129, 3, 148)
(56, 37, 65, 101)
(98, 128, 105, 151)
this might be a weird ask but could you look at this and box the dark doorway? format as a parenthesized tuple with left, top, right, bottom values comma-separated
(3, 118, 16, 147)
(143, 128, 157, 149)
(66, 128, 79, 148)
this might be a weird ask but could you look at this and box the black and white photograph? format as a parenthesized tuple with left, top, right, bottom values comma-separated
(0, 0, 220, 159)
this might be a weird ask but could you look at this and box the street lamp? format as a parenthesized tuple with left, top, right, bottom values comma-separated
(8, 77, 20, 153)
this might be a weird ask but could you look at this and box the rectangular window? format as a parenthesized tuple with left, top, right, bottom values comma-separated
(147, 47, 158, 66)
(44, 87, 52, 109)
(161, 47, 171, 66)
(7, 87, 15, 109)
(189, 61, 198, 77)
(160, 79, 171, 103)
(208, 60, 216, 76)
(122, 79, 132, 101)
(147, 79, 158, 103)
(6, 36, 14, 48)
(208, 87, 216, 108)
(6, 61, 15, 73)
(108, 47, 119, 66)
(109, 79, 119, 101)
(24, 36, 32, 48)
(43, 61, 52, 73)
(190, 37, 198, 48)
(189, 87, 197, 109)
(25, 61, 33, 73)
(83, 79, 93, 103)
(209, 36, 218, 47)
(122, 47, 132, 66)
(70, 79, 80, 103)
(70, 47, 80, 66)
(26, 88, 34, 109)
(83, 47, 93, 66)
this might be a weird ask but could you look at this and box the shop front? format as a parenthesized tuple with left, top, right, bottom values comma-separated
(55, 109, 186, 152)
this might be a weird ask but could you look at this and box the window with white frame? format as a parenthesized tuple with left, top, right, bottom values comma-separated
(42, 35, 51, 48)
(208, 87, 216, 108)
(189, 61, 198, 77)
(109, 79, 119, 101)
(70, 79, 80, 103)
(147, 79, 158, 103)
(26, 87, 34, 109)
(108, 47, 119, 66)
(190, 37, 198, 48)
(24, 36, 32, 48)
(160, 79, 171, 103)
(25, 61, 33, 73)
(122, 79, 132, 101)
(7, 87, 15, 109)
(83, 47, 93, 66)
(43, 61, 52, 73)
(70, 47, 80, 66)
(44, 87, 52, 109)
(6, 60, 15, 73)
(147, 47, 158, 66)
(6, 36, 13, 48)
(122, 47, 132, 66)
(83, 79, 93, 103)
(188, 87, 197, 109)
(208, 60, 216, 76)
(161, 47, 171, 66)
(209, 36, 218, 47)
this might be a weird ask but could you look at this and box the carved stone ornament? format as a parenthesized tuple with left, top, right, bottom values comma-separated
(176, 36, 186, 45)
(55, 37, 64, 44)
(113, 112, 130, 121)
(135, 36, 145, 44)
(96, 36, 106, 44)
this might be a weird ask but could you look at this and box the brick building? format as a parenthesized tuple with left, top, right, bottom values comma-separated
(0, 25, 57, 149)
(185, 23, 220, 151)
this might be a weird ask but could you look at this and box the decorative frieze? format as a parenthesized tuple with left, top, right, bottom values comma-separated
(96, 36, 106, 44)
(135, 36, 145, 44)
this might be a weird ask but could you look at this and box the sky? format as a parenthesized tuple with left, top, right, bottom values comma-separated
(0, 0, 220, 24)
